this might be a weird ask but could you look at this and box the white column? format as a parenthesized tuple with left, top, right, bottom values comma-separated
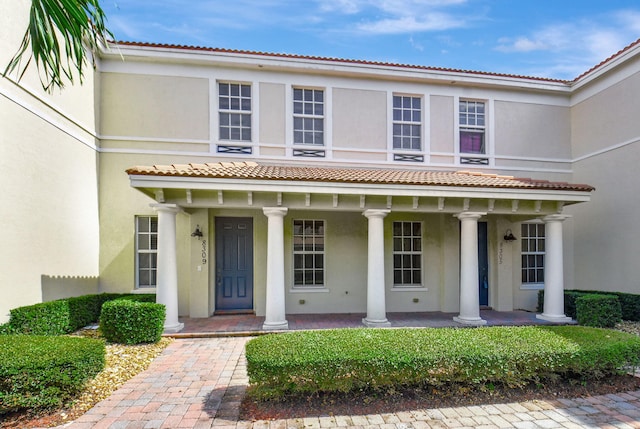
(454, 212, 487, 326)
(362, 209, 391, 327)
(152, 203, 184, 333)
(537, 214, 572, 323)
(262, 207, 289, 330)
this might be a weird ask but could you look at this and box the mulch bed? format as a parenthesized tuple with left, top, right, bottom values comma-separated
(240, 374, 640, 420)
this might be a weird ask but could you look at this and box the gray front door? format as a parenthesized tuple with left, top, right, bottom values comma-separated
(215, 217, 253, 312)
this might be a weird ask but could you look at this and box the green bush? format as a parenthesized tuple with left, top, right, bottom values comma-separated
(6, 293, 157, 336)
(245, 326, 640, 400)
(538, 289, 640, 321)
(576, 294, 622, 328)
(99, 300, 165, 344)
(0, 335, 105, 414)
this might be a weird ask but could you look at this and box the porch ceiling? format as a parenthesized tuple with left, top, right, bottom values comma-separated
(127, 161, 594, 216)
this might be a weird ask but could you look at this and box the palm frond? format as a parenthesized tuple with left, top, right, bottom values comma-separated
(3, 0, 113, 92)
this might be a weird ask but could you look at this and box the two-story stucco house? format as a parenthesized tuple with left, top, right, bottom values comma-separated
(2, 3, 639, 331)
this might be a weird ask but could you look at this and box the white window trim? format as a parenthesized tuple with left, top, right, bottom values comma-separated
(387, 92, 426, 162)
(520, 220, 545, 290)
(392, 220, 424, 288)
(286, 85, 332, 158)
(135, 215, 158, 290)
(454, 97, 494, 166)
(291, 219, 326, 289)
(215, 80, 254, 144)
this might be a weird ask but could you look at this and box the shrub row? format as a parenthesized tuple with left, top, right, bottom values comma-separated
(0, 335, 105, 414)
(100, 300, 165, 344)
(538, 289, 640, 321)
(576, 294, 622, 328)
(5, 293, 156, 336)
(245, 326, 640, 400)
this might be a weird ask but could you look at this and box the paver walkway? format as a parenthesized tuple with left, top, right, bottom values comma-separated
(54, 336, 640, 429)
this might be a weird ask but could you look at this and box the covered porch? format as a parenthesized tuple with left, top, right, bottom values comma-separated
(126, 161, 594, 333)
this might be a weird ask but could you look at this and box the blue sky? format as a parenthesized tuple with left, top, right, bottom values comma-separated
(101, 0, 640, 80)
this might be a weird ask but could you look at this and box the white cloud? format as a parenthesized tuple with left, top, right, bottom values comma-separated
(357, 13, 464, 34)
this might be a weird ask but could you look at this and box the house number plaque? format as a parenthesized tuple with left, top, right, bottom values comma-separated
(201, 240, 208, 265)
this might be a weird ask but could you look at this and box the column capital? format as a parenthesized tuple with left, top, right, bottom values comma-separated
(543, 214, 572, 223)
(363, 209, 390, 219)
(455, 211, 486, 221)
(263, 207, 288, 217)
(151, 203, 181, 214)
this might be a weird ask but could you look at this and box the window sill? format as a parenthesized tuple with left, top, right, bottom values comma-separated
(131, 288, 157, 294)
(520, 283, 544, 290)
(392, 286, 428, 292)
(289, 287, 330, 293)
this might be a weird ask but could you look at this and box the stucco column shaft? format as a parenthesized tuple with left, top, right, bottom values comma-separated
(262, 207, 289, 330)
(362, 209, 391, 327)
(537, 214, 572, 323)
(454, 212, 487, 326)
(152, 203, 184, 333)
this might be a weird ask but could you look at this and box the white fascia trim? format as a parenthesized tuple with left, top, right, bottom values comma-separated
(103, 45, 572, 94)
(573, 136, 640, 163)
(1, 80, 97, 151)
(100, 135, 210, 144)
(129, 175, 591, 202)
(571, 43, 640, 92)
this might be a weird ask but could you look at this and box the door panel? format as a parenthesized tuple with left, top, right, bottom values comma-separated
(478, 222, 489, 306)
(215, 217, 253, 311)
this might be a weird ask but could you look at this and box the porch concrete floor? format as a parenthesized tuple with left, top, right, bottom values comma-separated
(172, 309, 567, 337)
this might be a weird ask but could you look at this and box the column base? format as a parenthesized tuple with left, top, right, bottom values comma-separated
(163, 322, 184, 333)
(362, 317, 391, 327)
(453, 316, 487, 326)
(536, 313, 573, 323)
(262, 320, 289, 330)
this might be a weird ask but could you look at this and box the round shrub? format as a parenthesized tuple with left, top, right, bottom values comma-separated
(99, 300, 165, 344)
(576, 294, 622, 328)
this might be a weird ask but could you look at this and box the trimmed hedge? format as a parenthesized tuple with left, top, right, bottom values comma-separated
(5, 293, 156, 336)
(99, 300, 165, 344)
(0, 335, 105, 414)
(538, 289, 640, 321)
(245, 326, 640, 400)
(576, 294, 622, 328)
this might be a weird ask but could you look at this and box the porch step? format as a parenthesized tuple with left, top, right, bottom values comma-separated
(213, 310, 256, 316)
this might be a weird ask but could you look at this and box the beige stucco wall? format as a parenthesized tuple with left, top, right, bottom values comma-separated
(100, 73, 209, 140)
(0, 1, 100, 322)
(571, 71, 640, 159)
(259, 83, 286, 145)
(430, 95, 455, 154)
(332, 88, 387, 150)
(494, 101, 570, 159)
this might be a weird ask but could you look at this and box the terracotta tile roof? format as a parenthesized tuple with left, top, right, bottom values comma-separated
(126, 162, 595, 192)
(110, 41, 570, 84)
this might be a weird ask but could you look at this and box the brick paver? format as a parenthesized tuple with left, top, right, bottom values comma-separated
(49, 335, 640, 429)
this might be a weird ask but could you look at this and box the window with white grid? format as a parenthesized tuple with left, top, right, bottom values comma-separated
(459, 100, 486, 154)
(293, 88, 324, 145)
(521, 223, 545, 285)
(393, 221, 422, 286)
(136, 216, 158, 289)
(293, 220, 325, 287)
(219, 82, 252, 141)
(393, 95, 422, 150)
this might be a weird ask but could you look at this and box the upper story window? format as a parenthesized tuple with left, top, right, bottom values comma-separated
(521, 223, 545, 287)
(136, 216, 157, 289)
(393, 221, 422, 286)
(293, 220, 325, 287)
(459, 100, 486, 162)
(219, 82, 252, 141)
(293, 88, 324, 146)
(393, 95, 422, 151)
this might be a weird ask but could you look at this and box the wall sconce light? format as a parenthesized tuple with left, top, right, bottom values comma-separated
(191, 225, 203, 239)
(504, 229, 517, 242)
